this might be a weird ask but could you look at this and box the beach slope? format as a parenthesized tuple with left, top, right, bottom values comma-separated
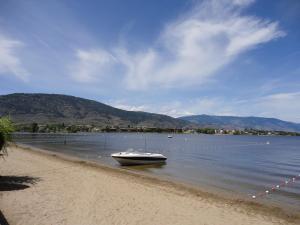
(0, 146, 298, 225)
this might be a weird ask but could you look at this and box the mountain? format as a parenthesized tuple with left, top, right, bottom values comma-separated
(0, 93, 190, 128)
(179, 114, 300, 132)
(2, 93, 299, 132)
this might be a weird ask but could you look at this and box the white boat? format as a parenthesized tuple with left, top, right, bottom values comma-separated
(167, 135, 173, 138)
(111, 151, 167, 166)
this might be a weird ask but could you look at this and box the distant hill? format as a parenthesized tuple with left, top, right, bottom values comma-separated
(179, 114, 300, 132)
(0, 93, 190, 128)
(2, 93, 299, 132)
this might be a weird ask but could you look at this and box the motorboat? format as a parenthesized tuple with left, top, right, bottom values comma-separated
(167, 135, 173, 138)
(111, 151, 167, 166)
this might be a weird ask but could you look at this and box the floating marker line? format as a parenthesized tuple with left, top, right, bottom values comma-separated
(250, 174, 300, 199)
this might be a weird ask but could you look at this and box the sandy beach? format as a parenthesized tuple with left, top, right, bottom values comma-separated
(0, 145, 299, 225)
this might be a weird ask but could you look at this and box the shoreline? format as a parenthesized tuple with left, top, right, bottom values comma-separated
(13, 142, 299, 212)
(13, 131, 300, 137)
(1, 144, 299, 224)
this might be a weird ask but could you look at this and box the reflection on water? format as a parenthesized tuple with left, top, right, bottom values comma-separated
(123, 162, 167, 171)
(13, 132, 300, 210)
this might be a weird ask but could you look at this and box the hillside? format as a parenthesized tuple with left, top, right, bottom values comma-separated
(180, 114, 300, 132)
(0, 93, 190, 128)
(2, 94, 300, 132)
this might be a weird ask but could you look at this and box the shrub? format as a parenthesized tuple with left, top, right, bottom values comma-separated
(0, 117, 15, 152)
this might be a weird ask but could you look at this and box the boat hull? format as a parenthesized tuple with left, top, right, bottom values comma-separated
(112, 156, 167, 166)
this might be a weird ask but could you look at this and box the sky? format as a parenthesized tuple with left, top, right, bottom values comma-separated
(0, 0, 300, 122)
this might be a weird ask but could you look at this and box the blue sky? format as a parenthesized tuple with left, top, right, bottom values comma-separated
(0, 0, 300, 122)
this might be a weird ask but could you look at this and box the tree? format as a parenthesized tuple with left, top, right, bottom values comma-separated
(31, 122, 39, 133)
(0, 117, 15, 154)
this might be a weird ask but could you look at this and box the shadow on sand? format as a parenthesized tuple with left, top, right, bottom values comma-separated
(0, 210, 9, 225)
(0, 176, 40, 191)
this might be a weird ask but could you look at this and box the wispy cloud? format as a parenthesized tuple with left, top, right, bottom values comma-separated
(70, 49, 117, 83)
(262, 91, 300, 101)
(70, 0, 285, 90)
(0, 34, 29, 81)
(253, 92, 300, 122)
(109, 97, 236, 118)
(110, 91, 300, 123)
(109, 100, 150, 112)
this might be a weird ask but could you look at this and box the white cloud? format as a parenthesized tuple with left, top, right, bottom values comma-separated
(109, 92, 300, 123)
(254, 92, 300, 122)
(226, 20, 284, 56)
(109, 100, 150, 112)
(0, 34, 29, 81)
(70, 49, 117, 83)
(157, 98, 234, 118)
(70, 0, 285, 90)
(109, 97, 236, 118)
(262, 92, 300, 100)
(232, 0, 255, 6)
(122, 0, 285, 89)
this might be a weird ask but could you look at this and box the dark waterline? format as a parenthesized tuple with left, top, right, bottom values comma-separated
(13, 133, 300, 211)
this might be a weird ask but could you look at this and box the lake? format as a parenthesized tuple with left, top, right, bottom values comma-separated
(13, 132, 300, 211)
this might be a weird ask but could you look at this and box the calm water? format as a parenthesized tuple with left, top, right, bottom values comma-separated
(13, 133, 300, 211)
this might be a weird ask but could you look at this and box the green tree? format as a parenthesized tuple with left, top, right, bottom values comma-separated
(0, 117, 15, 154)
(31, 122, 39, 133)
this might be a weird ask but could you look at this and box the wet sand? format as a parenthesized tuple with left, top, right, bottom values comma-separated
(0, 145, 299, 225)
